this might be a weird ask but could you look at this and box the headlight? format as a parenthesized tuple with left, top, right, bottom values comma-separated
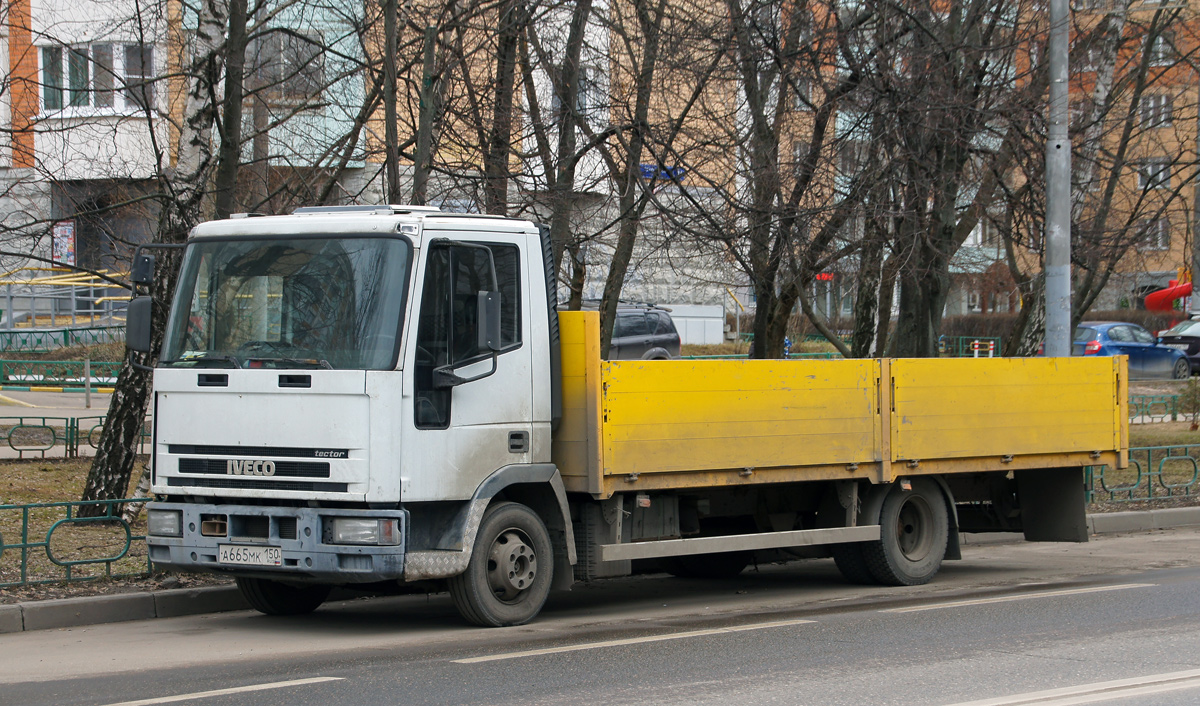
(324, 517, 401, 546)
(147, 509, 183, 537)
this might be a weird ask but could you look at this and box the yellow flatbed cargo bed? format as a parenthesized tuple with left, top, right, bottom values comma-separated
(552, 312, 1128, 498)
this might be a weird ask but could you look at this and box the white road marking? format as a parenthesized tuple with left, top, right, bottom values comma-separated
(882, 583, 1156, 614)
(99, 677, 344, 706)
(453, 618, 816, 664)
(939, 668, 1200, 706)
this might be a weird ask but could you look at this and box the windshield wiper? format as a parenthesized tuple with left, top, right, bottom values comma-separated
(245, 357, 334, 370)
(163, 354, 243, 369)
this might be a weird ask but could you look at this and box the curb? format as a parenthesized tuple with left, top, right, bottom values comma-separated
(5, 508, 1200, 635)
(0, 586, 249, 635)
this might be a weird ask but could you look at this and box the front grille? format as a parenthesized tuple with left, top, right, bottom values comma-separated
(177, 458, 331, 478)
(168, 444, 349, 459)
(167, 477, 349, 493)
(278, 517, 298, 540)
(231, 515, 269, 540)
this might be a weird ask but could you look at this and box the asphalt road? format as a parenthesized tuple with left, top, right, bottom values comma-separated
(7, 528, 1200, 706)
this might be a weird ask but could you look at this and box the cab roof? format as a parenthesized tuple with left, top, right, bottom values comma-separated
(187, 205, 537, 240)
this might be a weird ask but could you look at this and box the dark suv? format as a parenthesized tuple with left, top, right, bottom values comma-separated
(579, 302, 681, 360)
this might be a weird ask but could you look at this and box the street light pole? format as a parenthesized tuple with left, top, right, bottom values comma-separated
(1044, 0, 1072, 357)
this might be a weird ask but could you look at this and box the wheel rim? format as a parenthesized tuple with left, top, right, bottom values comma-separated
(1177, 360, 1189, 378)
(486, 528, 538, 602)
(896, 496, 934, 562)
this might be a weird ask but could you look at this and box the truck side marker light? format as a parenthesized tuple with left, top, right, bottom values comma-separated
(740, 468, 754, 477)
(900, 479, 912, 491)
(906, 460, 920, 469)
(1001, 455, 1013, 464)
(625, 473, 639, 483)
(846, 463, 859, 472)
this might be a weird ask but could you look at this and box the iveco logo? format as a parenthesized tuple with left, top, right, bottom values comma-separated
(226, 460, 276, 476)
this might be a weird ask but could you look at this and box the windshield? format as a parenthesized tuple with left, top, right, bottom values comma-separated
(1165, 320, 1200, 337)
(161, 236, 411, 370)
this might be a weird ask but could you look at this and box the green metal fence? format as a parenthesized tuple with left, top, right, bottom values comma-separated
(0, 360, 122, 387)
(1129, 394, 1183, 423)
(0, 498, 150, 587)
(0, 326, 124, 354)
(1087, 444, 1200, 504)
(0, 416, 149, 459)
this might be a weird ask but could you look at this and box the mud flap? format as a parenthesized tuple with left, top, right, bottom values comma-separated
(1015, 467, 1089, 542)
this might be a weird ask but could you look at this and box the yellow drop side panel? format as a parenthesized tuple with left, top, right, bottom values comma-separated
(551, 312, 603, 489)
(601, 358, 880, 477)
(890, 357, 1124, 462)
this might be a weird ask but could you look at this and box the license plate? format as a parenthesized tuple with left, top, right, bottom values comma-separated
(1167, 343, 1190, 351)
(218, 544, 282, 566)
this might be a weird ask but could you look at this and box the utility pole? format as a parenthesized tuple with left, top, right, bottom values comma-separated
(1044, 0, 1072, 357)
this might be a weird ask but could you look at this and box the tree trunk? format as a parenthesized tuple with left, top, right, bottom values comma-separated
(852, 233, 884, 358)
(599, 0, 664, 358)
(211, 0, 250, 219)
(1007, 273, 1047, 357)
(483, 0, 524, 215)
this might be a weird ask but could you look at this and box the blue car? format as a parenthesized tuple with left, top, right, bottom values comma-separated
(1073, 322, 1191, 379)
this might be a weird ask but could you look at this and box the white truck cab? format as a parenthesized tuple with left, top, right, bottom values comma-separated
(140, 206, 575, 626)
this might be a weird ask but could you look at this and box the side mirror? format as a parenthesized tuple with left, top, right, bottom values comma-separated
(477, 291, 501, 352)
(126, 297, 153, 353)
(131, 253, 156, 287)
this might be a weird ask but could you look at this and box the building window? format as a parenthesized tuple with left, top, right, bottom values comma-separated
(792, 78, 811, 110)
(793, 140, 811, 177)
(248, 31, 324, 103)
(838, 140, 864, 178)
(551, 66, 594, 120)
(1140, 94, 1172, 128)
(980, 218, 1001, 248)
(124, 45, 154, 109)
(1138, 219, 1170, 250)
(42, 47, 63, 110)
(1138, 159, 1171, 190)
(42, 42, 152, 113)
(1146, 32, 1173, 66)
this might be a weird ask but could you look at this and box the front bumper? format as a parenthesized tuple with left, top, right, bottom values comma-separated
(146, 502, 408, 584)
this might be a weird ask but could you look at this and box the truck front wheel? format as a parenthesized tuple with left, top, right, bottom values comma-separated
(236, 577, 331, 616)
(448, 501, 554, 627)
(862, 479, 948, 586)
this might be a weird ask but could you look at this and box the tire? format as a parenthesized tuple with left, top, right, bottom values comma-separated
(862, 479, 949, 586)
(236, 577, 331, 616)
(1173, 358, 1190, 380)
(831, 543, 878, 585)
(663, 551, 751, 579)
(448, 501, 554, 627)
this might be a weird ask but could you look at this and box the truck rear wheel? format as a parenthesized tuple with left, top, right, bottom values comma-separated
(863, 479, 948, 586)
(236, 577, 331, 616)
(448, 501, 553, 627)
(831, 544, 878, 585)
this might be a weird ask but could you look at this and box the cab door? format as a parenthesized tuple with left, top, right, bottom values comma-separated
(403, 236, 533, 502)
